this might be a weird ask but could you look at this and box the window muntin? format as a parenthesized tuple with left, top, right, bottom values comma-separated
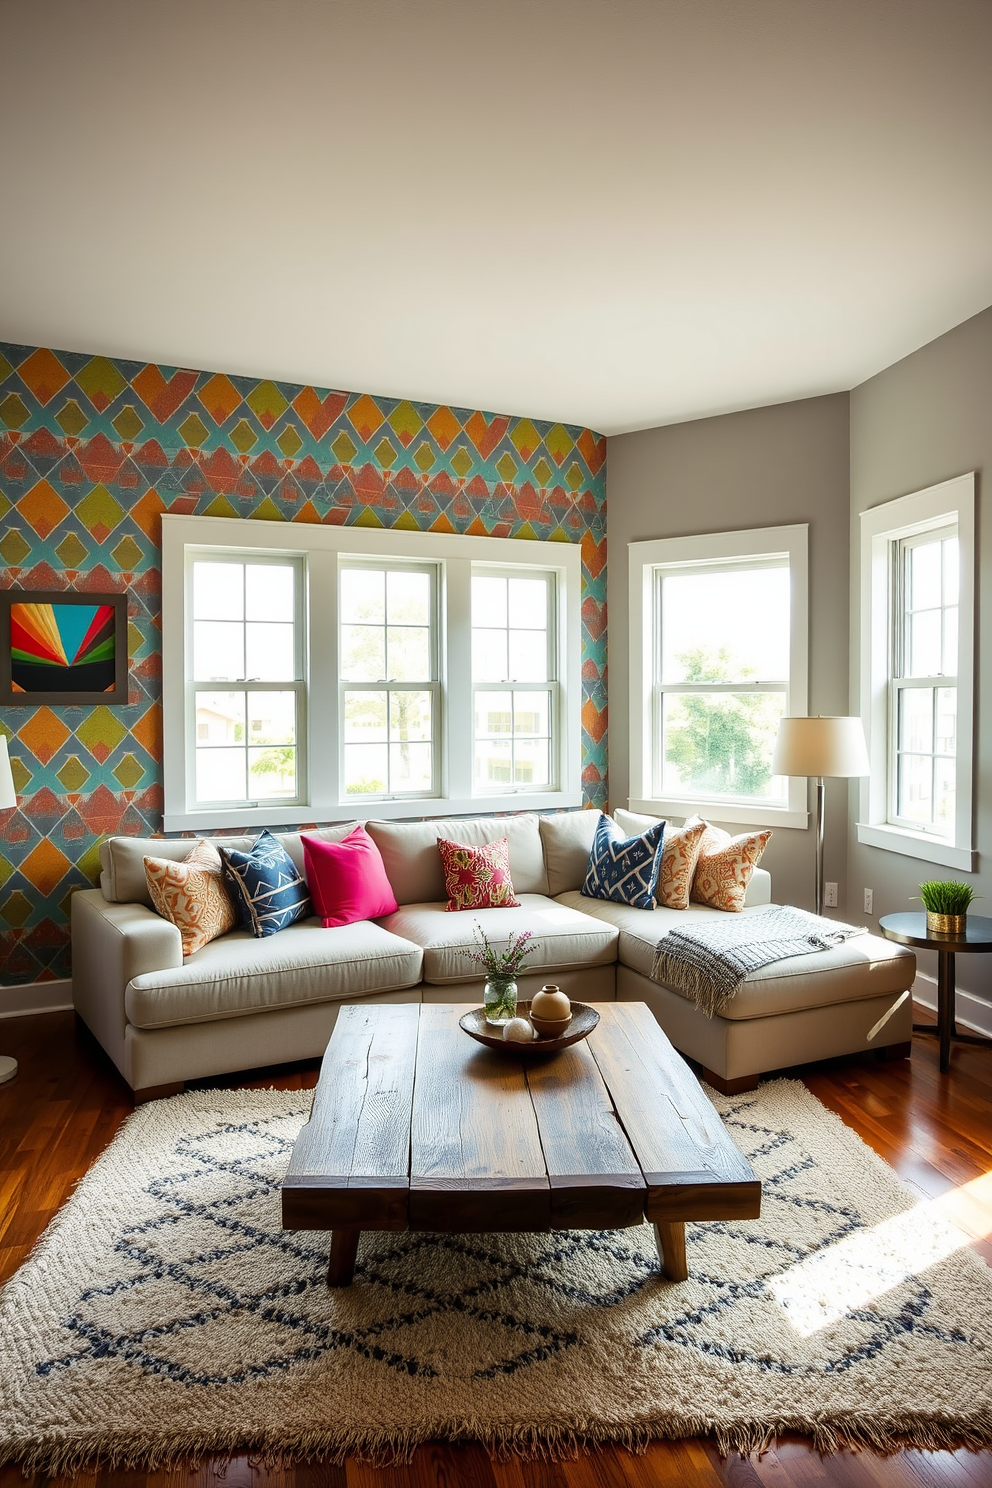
(471, 569, 556, 791)
(653, 559, 791, 806)
(889, 527, 958, 835)
(188, 555, 305, 808)
(339, 561, 440, 799)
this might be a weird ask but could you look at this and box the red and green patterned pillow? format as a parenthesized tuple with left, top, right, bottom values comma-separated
(437, 837, 521, 912)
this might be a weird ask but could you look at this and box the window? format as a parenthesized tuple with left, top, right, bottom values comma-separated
(472, 569, 557, 792)
(162, 515, 582, 830)
(858, 473, 975, 870)
(628, 525, 808, 828)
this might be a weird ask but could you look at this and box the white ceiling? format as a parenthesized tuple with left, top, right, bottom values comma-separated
(3, 0, 991, 435)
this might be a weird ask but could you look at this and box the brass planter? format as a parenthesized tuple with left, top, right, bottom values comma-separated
(926, 910, 967, 936)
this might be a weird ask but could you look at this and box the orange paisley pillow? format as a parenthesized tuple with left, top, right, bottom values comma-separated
(144, 838, 237, 955)
(686, 816, 772, 913)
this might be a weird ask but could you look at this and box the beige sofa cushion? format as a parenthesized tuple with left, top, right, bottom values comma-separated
(125, 918, 423, 1029)
(559, 892, 915, 1020)
(100, 826, 360, 907)
(539, 809, 602, 896)
(377, 893, 618, 984)
(366, 814, 548, 904)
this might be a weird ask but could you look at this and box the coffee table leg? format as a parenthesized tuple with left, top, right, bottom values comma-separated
(327, 1228, 361, 1287)
(654, 1220, 688, 1281)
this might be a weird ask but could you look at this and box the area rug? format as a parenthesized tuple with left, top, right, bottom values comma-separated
(1, 1080, 991, 1473)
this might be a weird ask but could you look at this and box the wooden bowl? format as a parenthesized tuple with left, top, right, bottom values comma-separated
(530, 1011, 572, 1037)
(459, 1000, 600, 1056)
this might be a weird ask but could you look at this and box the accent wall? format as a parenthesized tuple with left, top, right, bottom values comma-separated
(0, 343, 607, 986)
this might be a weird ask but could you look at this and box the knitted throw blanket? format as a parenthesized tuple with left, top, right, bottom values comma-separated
(650, 906, 867, 1018)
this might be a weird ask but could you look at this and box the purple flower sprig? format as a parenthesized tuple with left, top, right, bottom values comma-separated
(465, 926, 540, 979)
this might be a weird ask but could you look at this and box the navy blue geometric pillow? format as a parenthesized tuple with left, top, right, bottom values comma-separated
(219, 830, 312, 938)
(581, 813, 665, 910)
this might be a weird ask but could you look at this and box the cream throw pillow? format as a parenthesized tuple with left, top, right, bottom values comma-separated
(685, 815, 772, 912)
(144, 838, 237, 956)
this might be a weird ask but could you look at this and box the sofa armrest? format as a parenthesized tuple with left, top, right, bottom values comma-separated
(71, 888, 183, 1078)
(743, 867, 772, 908)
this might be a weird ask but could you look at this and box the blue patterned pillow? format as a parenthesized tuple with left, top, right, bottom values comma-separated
(581, 813, 665, 910)
(220, 831, 312, 938)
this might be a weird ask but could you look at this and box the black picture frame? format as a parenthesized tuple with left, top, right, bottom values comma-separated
(0, 589, 129, 705)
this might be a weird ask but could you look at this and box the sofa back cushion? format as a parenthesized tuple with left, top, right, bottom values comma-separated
(539, 810, 602, 896)
(100, 825, 360, 906)
(366, 813, 548, 905)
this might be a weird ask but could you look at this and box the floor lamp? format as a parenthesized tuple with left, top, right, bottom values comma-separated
(771, 716, 870, 918)
(0, 736, 18, 1084)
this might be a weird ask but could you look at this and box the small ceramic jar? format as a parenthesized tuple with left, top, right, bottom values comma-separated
(530, 984, 572, 1037)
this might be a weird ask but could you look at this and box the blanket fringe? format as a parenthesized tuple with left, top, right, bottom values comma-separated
(3, 1408, 992, 1477)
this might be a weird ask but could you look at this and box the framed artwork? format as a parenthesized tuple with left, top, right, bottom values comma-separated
(0, 590, 128, 705)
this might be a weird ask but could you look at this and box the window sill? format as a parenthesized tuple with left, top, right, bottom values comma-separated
(629, 797, 809, 830)
(856, 822, 977, 872)
(163, 790, 583, 833)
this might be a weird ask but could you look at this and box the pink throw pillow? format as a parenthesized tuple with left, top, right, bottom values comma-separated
(438, 836, 521, 912)
(301, 827, 398, 928)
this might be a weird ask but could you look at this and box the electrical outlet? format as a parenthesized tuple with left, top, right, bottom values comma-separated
(824, 882, 838, 908)
(864, 888, 874, 914)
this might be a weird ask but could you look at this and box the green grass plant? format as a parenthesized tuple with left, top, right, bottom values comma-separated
(916, 880, 977, 915)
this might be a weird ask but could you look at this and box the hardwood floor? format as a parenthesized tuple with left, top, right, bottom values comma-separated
(1, 1006, 990, 1488)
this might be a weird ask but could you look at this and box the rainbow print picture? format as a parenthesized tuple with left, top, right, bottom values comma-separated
(1, 590, 127, 704)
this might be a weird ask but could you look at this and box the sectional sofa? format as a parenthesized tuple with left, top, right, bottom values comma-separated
(71, 809, 916, 1101)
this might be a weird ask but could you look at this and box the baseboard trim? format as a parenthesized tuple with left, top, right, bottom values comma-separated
(913, 971, 992, 1038)
(0, 979, 73, 1019)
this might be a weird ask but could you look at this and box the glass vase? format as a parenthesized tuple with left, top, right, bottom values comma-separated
(484, 976, 518, 1025)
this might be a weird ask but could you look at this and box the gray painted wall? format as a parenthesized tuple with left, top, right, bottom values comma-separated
(606, 394, 851, 912)
(849, 306, 992, 1015)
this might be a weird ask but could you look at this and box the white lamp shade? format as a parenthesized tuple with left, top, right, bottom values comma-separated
(771, 716, 870, 779)
(0, 736, 16, 811)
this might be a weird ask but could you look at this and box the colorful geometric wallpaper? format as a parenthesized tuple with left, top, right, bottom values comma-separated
(0, 343, 608, 986)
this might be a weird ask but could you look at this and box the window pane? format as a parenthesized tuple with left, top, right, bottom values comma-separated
(660, 690, 786, 800)
(387, 626, 430, 681)
(196, 747, 245, 802)
(344, 743, 387, 794)
(245, 622, 295, 680)
(246, 564, 294, 622)
(897, 754, 932, 823)
(194, 562, 243, 621)
(943, 606, 958, 676)
(341, 624, 385, 680)
(509, 630, 548, 681)
(936, 687, 956, 755)
(661, 567, 789, 684)
(194, 620, 244, 681)
(473, 576, 507, 628)
(898, 687, 933, 754)
(248, 746, 296, 798)
(909, 540, 941, 610)
(341, 568, 385, 624)
(907, 610, 941, 676)
(473, 628, 508, 683)
(387, 570, 430, 626)
(475, 739, 512, 786)
(196, 691, 245, 744)
(475, 690, 512, 735)
(344, 691, 387, 741)
(389, 741, 432, 792)
(943, 537, 959, 605)
(514, 739, 550, 786)
(389, 691, 432, 741)
(247, 691, 295, 745)
(934, 757, 956, 833)
(513, 691, 551, 736)
(508, 577, 548, 629)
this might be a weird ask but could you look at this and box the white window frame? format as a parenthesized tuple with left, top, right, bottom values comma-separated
(628, 524, 809, 829)
(857, 472, 976, 871)
(162, 514, 582, 831)
(471, 565, 559, 795)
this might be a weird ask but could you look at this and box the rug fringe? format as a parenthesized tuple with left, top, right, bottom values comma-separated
(3, 1410, 992, 1477)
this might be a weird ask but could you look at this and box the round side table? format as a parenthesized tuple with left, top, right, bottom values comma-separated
(878, 912, 992, 1073)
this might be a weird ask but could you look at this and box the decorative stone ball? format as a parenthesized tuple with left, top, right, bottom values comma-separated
(530, 984, 571, 1021)
(503, 1017, 537, 1042)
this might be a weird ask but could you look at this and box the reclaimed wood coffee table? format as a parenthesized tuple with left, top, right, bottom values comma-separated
(281, 1000, 760, 1286)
